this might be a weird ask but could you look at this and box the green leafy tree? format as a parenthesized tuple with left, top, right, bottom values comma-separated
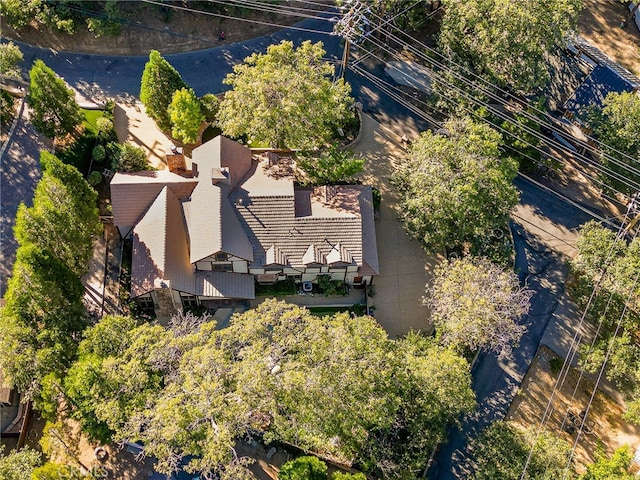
(392, 116, 519, 254)
(32, 463, 82, 480)
(110, 143, 151, 172)
(571, 221, 640, 421)
(168, 87, 204, 144)
(279, 456, 328, 480)
(200, 93, 219, 123)
(297, 144, 365, 185)
(218, 40, 354, 149)
(332, 473, 367, 480)
(58, 316, 167, 443)
(470, 421, 572, 480)
(367, 0, 431, 31)
(85, 0, 121, 38)
(140, 50, 188, 131)
(68, 301, 473, 478)
(0, 245, 86, 398)
(0, 0, 42, 29)
(0, 446, 42, 480)
(429, 257, 532, 358)
(14, 151, 99, 277)
(588, 91, 640, 195)
(580, 445, 635, 479)
(438, 0, 582, 93)
(28, 59, 82, 138)
(0, 90, 16, 126)
(0, 41, 24, 79)
(0, 152, 97, 399)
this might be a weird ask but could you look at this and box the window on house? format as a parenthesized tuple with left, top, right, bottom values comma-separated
(181, 294, 198, 308)
(137, 295, 154, 310)
(212, 263, 232, 271)
(215, 252, 228, 262)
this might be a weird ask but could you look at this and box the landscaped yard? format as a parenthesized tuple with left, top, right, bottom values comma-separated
(82, 108, 103, 135)
(56, 108, 105, 175)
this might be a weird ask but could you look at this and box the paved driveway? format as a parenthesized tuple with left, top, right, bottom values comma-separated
(353, 113, 436, 338)
(0, 103, 48, 297)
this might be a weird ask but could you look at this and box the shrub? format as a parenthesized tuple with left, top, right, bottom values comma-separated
(110, 143, 151, 172)
(371, 187, 381, 211)
(96, 117, 116, 142)
(317, 275, 348, 297)
(200, 93, 220, 123)
(549, 357, 563, 375)
(0, 90, 16, 126)
(88, 171, 102, 187)
(279, 456, 328, 480)
(332, 473, 367, 480)
(92, 145, 106, 163)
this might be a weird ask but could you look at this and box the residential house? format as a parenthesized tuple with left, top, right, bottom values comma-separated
(110, 136, 379, 315)
(564, 37, 640, 118)
(550, 37, 640, 153)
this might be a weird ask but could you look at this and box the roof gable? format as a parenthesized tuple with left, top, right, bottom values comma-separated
(265, 245, 289, 266)
(326, 243, 354, 265)
(111, 170, 197, 234)
(185, 183, 254, 264)
(131, 187, 192, 297)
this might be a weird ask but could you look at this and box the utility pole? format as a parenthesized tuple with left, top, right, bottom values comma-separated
(340, 38, 351, 79)
(332, 0, 367, 79)
(619, 193, 640, 239)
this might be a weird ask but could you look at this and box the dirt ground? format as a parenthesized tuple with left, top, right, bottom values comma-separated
(0, 1, 333, 56)
(579, 0, 640, 76)
(508, 346, 640, 473)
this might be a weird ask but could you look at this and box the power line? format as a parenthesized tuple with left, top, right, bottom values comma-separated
(338, 2, 640, 185)
(374, 10, 640, 172)
(333, 12, 640, 478)
(563, 264, 640, 478)
(516, 173, 616, 227)
(140, 0, 335, 35)
(517, 210, 636, 479)
(357, 32, 640, 194)
(348, 51, 617, 238)
(203, 0, 340, 20)
(348, 42, 632, 205)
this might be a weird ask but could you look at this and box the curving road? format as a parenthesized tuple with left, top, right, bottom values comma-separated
(10, 15, 430, 136)
(427, 177, 605, 479)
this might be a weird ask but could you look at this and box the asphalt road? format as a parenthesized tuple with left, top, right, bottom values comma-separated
(10, 15, 430, 136)
(13, 13, 342, 100)
(427, 176, 601, 479)
(0, 101, 47, 297)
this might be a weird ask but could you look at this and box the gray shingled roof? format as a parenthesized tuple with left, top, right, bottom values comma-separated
(131, 187, 192, 298)
(111, 170, 197, 235)
(233, 179, 379, 274)
(265, 245, 289, 266)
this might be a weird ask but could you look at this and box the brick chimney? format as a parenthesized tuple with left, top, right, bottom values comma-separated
(166, 144, 187, 174)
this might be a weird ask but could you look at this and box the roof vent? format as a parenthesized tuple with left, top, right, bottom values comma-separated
(211, 167, 229, 185)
